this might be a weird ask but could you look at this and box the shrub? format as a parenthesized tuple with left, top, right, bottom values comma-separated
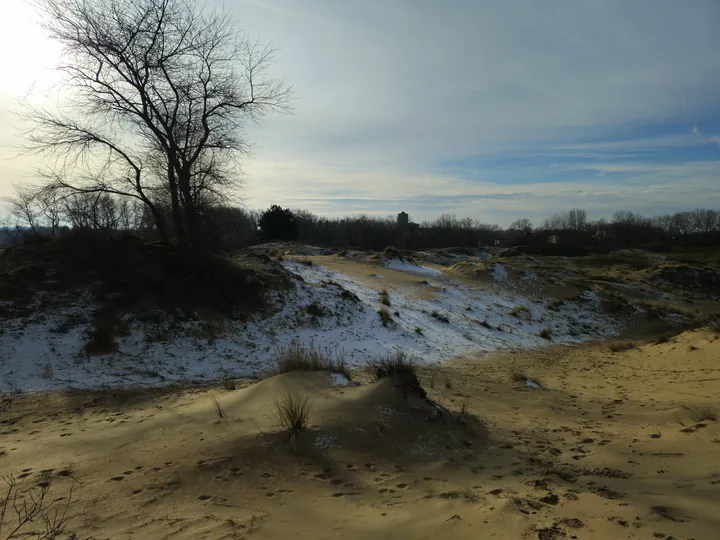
(414, 327, 424, 335)
(275, 341, 351, 379)
(511, 305, 529, 317)
(539, 327, 553, 340)
(380, 289, 391, 307)
(274, 393, 311, 440)
(383, 246, 404, 260)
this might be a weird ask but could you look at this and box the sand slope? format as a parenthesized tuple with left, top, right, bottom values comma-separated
(1, 330, 719, 539)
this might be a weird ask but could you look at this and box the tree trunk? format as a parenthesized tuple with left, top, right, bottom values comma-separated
(167, 163, 187, 247)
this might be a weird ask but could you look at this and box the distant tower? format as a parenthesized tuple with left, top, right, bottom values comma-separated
(397, 211, 409, 227)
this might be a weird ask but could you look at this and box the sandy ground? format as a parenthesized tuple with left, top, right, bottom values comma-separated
(2, 328, 719, 539)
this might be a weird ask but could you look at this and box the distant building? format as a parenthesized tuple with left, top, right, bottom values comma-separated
(397, 211, 409, 227)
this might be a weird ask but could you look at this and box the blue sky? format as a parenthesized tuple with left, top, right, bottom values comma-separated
(1, 0, 720, 226)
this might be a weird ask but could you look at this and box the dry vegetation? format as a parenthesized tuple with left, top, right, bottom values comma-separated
(274, 341, 351, 379)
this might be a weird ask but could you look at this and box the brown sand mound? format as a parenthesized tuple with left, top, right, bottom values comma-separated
(2, 331, 719, 539)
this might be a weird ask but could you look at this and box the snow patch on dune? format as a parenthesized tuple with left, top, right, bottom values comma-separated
(1, 260, 622, 393)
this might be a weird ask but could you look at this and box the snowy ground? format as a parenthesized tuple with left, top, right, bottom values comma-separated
(0, 260, 623, 393)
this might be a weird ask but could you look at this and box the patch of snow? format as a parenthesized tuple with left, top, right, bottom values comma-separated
(330, 373, 350, 387)
(313, 435, 339, 450)
(369, 273, 384, 279)
(525, 379, 543, 390)
(384, 259, 442, 276)
(0, 259, 623, 393)
(491, 263, 508, 282)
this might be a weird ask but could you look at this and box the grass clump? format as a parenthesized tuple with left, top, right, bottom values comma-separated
(511, 304, 529, 317)
(275, 340, 351, 379)
(607, 340, 638, 353)
(370, 351, 426, 400)
(370, 351, 416, 380)
(274, 393, 311, 440)
(683, 404, 718, 422)
(379, 289, 391, 307)
(378, 307, 393, 327)
(414, 326, 424, 335)
(539, 327, 553, 340)
(430, 310, 450, 323)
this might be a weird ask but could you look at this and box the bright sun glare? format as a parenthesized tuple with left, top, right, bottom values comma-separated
(0, 2, 61, 98)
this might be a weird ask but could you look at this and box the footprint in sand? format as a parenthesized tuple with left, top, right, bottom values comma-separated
(197, 495, 211, 501)
(110, 476, 124, 481)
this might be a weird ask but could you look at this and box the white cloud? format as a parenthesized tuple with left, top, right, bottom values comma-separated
(1, 0, 720, 219)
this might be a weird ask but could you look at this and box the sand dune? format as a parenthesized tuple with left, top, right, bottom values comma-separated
(1, 328, 719, 539)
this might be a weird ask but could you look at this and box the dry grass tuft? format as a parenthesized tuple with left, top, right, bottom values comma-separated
(275, 341, 351, 379)
(274, 393, 311, 440)
(430, 310, 450, 323)
(378, 307, 393, 327)
(379, 289, 391, 306)
(539, 327, 553, 340)
(369, 351, 426, 399)
(607, 340, 639, 353)
(683, 404, 718, 423)
(211, 394, 226, 418)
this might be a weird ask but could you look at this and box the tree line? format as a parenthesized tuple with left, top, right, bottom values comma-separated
(4, 196, 720, 252)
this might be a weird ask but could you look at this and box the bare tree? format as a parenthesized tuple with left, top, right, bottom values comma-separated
(509, 218, 533, 235)
(566, 208, 588, 231)
(3, 186, 61, 236)
(24, 0, 291, 250)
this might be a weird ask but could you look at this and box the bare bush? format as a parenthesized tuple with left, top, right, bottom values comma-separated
(0, 476, 73, 539)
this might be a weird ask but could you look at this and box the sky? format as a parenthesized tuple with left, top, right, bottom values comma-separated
(1, 0, 719, 226)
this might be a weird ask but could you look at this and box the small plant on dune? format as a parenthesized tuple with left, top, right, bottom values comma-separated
(477, 319, 492, 329)
(211, 394, 226, 418)
(607, 340, 638, 353)
(298, 258, 314, 266)
(379, 289, 391, 307)
(684, 404, 718, 423)
(221, 371, 236, 390)
(275, 340, 351, 379)
(378, 307, 393, 327)
(369, 351, 426, 399)
(430, 310, 450, 323)
(371, 351, 416, 380)
(511, 305, 529, 317)
(539, 327, 553, 340)
(414, 326, 424, 335)
(274, 392, 311, 440)
(653, 333, 675, 345)
(383, 246, 404, 260)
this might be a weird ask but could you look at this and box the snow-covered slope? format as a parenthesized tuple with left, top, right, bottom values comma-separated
(0, 260, 621, 393)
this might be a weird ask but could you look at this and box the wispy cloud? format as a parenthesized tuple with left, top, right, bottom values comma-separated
(2, 0, 720, 224)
